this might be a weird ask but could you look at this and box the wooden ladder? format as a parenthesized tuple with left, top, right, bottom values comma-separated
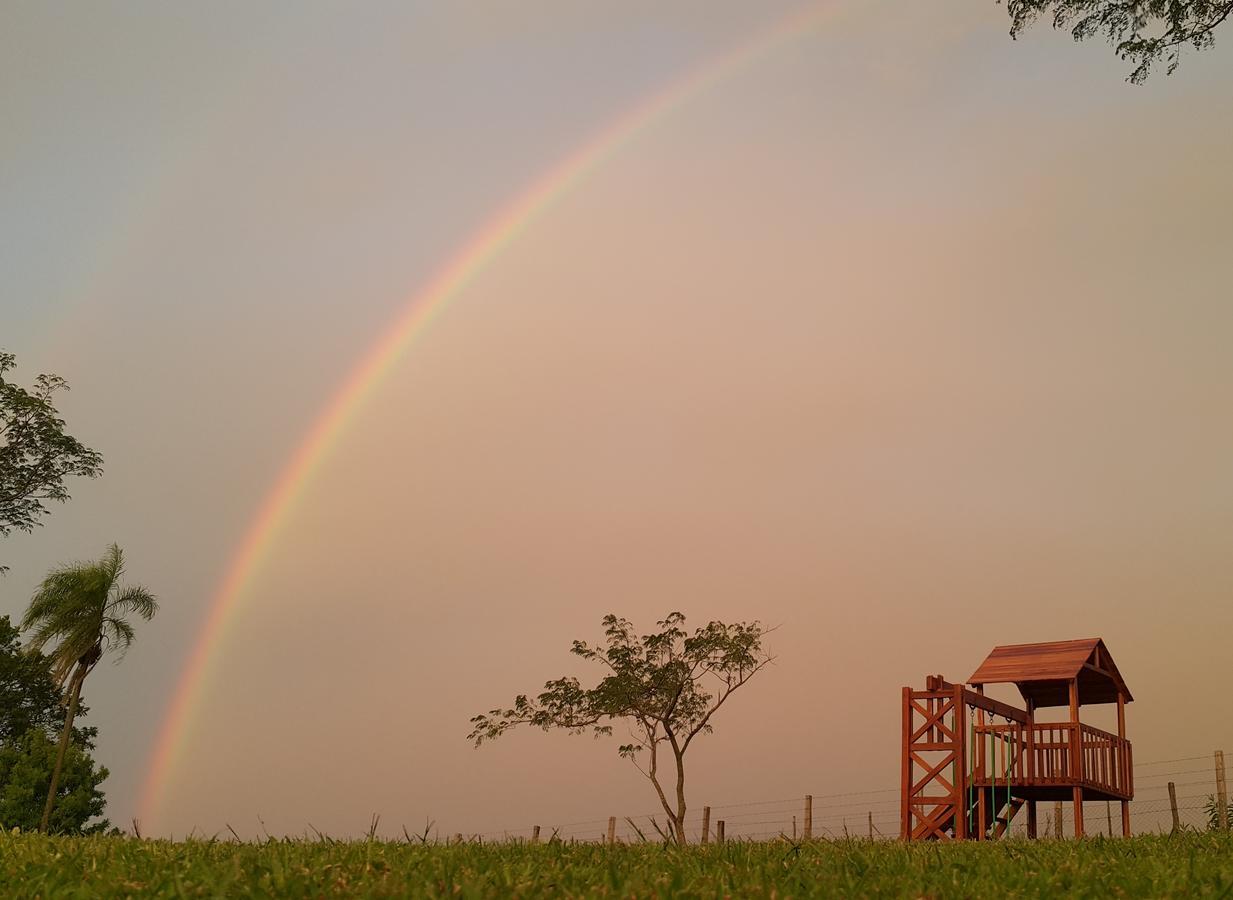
(990, 796, 1026, 840)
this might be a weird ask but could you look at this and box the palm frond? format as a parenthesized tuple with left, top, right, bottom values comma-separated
(111, 585, 158, 621)
(103, 616, 136, 656)
(102, 543, 125, 585)
(20, 543, 158, 685)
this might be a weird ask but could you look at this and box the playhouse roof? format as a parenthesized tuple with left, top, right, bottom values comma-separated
(968, 638, 1132, 708)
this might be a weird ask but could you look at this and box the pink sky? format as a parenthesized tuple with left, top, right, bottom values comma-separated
(2, 1, 1231, 838)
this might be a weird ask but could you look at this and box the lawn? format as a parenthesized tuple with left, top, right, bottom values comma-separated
(2, 830, 1232, 898)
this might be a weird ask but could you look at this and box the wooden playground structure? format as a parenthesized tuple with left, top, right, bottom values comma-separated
(901, 638, 1133, 841)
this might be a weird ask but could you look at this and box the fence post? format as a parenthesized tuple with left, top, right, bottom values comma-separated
(1106, 802, 1113, 837)
(868, 811, 874, 841)
(804, 794, 813, 841)
(532, 825, 540, 844)
(607, 817, 616, 845)
(701, 806, 711, 845)
(716, 820, 725, 844)
(1216, 750, 1228, 830)
(1053, 802, 1063, 839)
(1168, 782, 1180, 833)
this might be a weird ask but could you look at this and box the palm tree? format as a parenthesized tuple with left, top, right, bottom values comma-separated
(21, 543, 157, 832)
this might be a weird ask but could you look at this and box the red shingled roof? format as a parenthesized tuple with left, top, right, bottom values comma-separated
(969, 638, 1131, 708)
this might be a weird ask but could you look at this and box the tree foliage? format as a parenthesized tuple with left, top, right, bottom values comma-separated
(0, 615, 109, 834)
(1205, 795, 1233, 831)
(470, 612, 773, 843)
(0, 616, 64, 746)
(1004, 1, 1233, 81)
(0, 351, 103, 573)
(0, 729, 109, 834)
(22, 544, 158, 686)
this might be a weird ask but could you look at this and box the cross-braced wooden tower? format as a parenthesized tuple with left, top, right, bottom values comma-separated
(901, 638, 1133, 841)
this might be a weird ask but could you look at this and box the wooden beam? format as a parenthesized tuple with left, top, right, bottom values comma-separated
(901, 687, 912, 841)
(962, 687, 1030, 724)
(977, 700, 987, 840)
(1070, 679, 1084, 838)
(953, 683, 967, 840)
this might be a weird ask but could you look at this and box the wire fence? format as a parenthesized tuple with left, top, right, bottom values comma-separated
(456, 751, 1231, 844)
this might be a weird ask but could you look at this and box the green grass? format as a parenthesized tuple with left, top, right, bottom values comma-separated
(3, 831, 1232, 898)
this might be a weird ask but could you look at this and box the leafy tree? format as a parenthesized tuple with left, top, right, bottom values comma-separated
(0, 351, 103, 574)
(0, 615, 109, 834)
(22, 543, 157, 832)
(1003, 1, 1233, 82)
(0, 728, 109, 834)
(0, 615, 64, 745)
(470, 612, 773, 844)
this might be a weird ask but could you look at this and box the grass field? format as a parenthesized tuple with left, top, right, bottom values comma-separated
(3, 830, 1232, 898)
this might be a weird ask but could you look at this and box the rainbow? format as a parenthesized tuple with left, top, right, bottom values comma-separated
(137, 1, 840, 830)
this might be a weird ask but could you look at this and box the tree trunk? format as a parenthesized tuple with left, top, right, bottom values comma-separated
(671, 745, 687, 845)
(40, 667, 84, 833)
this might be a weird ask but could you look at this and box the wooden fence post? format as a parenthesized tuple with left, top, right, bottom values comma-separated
(1216, 750, 1228, 831)
(804, 794, 813, 841)
(1106, 802, 1113, 837)
(701, 806, 711, 845)
(716, 820, 725, 844)
(531, 825, 540, 844)
(868, 811, 874, 841)
(1168, 782, 1180, 833)
(607, 817, 616, 845)
(1054, 803, 1063, 839)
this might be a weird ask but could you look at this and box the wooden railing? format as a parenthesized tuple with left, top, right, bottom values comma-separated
(971, 721, 1132, 799)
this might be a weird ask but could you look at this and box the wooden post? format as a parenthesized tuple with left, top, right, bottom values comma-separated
(1106, 802, 1113, 837)
(716, 820, 725, 844)
(868, 811, 874, 841)
(1118, 691, 1130, 837)
(1216, 750, 1229, 830)
(701, 806, 711, 845)
(532, 825, 540, 844)
(901, 687, 912, 840)
(1020, 697, 1035, 840)
(804, 794, 813, 841)
(1054, 802, 1063, 839)
(954, 683, 968, 840)
(976, 688, 987, 841)
(607, 816, 616, 845)
(1069, 679, 1084, 838)
(1168, 782, 1180, 832)
(1025, 698, 1036, 782)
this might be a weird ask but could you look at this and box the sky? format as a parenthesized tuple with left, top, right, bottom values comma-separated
(2, 0, 1232, 840)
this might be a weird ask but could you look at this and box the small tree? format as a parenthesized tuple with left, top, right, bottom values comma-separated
(0, 729, 109, 834)
(0, 351, 103, 574)
(0, 615, 109, 834)
(22, 544, 157, 832)
(469, 612, 773, 844)
(0, 616, 64, 745)
(1002, 1, 1233, 83)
